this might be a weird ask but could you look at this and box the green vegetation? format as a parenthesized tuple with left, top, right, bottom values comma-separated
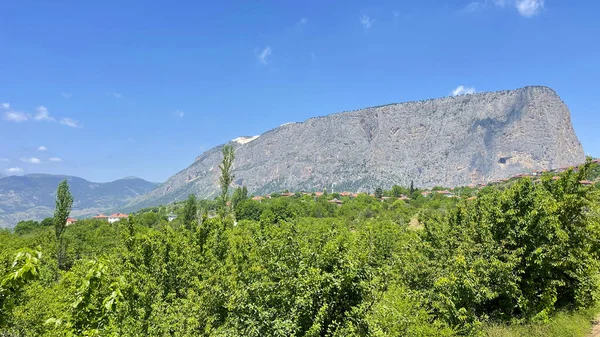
(53, 179, 73, 271)
(483, 305, 600, 337)
(0, 160, 599, 336)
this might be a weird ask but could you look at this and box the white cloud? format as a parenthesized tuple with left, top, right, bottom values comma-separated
(310, 52, 316, 61)
(516, 0, 544, 17)
(34, 106, 55, 121)
(113, 92, 122, 98)
(464, 0, 544, 17)
(1, 103, 9, 109)
(38, 146, 48, 151)
(173, 110, 185, 118)
(463, 1, 484, 13)
(0, 158, 9, 162)
(359, 15, 374, 29)
(298, 17, 307, 26)
(5, 167, 24, 174)
(4, 111, 29, 122)
(257, 46, 272, 64)
(49, 157, 62, 162)
(60, 117, 81, 128)
(452, 85, 477, 96)
(21, 157, 41, 164)
(60, 92, 72, 98)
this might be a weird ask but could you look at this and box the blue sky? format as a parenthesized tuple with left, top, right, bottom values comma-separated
(1, 0, 599, 182)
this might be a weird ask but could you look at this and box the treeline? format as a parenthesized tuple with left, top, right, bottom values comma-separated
(1, 153, 599, 336)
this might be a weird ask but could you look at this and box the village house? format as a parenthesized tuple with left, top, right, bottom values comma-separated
(252, 196, 264, 201)
(167, 212, 177, 222)
(580, 180, 594, 186)
(93, 214, 108, 220)
(436, 190, 454, 197)
(108, 213, 128, 224)
(328, 198, 343, 205)
(66, 218, 78, 226)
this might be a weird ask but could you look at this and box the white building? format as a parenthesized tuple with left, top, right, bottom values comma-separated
(108, 213, 128, 224)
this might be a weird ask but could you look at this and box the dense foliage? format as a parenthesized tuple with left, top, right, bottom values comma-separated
(1, 160, 599, 336)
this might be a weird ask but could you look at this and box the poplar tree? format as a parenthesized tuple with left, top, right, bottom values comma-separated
(53, 179, 73, 270)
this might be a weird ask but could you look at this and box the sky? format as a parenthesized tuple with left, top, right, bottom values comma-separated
(1, 0, 599, 183)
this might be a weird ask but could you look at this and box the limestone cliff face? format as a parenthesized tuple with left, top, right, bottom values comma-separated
(125, 86, 584, 210)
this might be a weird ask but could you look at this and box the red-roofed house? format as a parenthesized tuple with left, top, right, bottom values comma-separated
(108, 213, 128, 224)
(93, 213, 108, 220)
(593, 159, 600, 164)
(66, 218, 78, 226)
(252, 196, 264, 201)
(339, 192, 352, 198)
(436, 190, 454, 197)
(580, 180, 594, 186)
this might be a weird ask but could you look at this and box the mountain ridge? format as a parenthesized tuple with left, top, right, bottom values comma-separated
(123, 86, 584, 212)
(0, 174, 159, 228)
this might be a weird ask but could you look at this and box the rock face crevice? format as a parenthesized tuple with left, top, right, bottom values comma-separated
(125, 86, 584, 211)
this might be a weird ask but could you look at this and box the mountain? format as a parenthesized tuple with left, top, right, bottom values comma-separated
(0, 174, 159, 228)
(124, 86, 584, 211)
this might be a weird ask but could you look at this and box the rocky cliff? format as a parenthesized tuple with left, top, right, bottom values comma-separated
(125, 86, 584, 210)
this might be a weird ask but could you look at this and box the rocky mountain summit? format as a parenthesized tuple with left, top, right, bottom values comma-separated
(125, 86, 584, 211)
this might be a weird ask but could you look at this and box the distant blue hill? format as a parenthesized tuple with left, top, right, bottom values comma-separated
(0, 174, 160, 229)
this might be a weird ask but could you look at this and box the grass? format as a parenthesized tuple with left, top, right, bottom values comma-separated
(483, 306, 600, 337)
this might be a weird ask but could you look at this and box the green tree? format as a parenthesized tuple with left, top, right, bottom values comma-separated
(231, 186, 248, 211)
(391, 185, 403, 198)
(410, 180, 415, 194)
(218, 145, 235, 218)
(374, 187, 384, 199)
(54, 179, 73, 270)
(0, 250, 42, 325)
(182, 194, 198, 230)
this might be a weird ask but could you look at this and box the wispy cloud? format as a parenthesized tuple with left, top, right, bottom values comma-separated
(4, 111, 29, 122)
(516, 0, 544, 17)
(21, 157, 41, 164)
(60, 117, 81, 128)
(5, 167, 23, 174)
(34, 106, 55, 121)
(113, 92, 122, 99)
(463, 1, 484, 13)
(298, 17, 307, 26)
(173, 110, 185, 118)
(463, 0, 544, 17)
(49, 157, 62, 162)
(38, 146, 48, 151)
(1, 103, 9, 109)
(359, 15, 374, 29)
(0, 158, 9, 162)
(452, 85, 477, 96)
(257, 46, 272, 64)
(310, 52, 316, 61)
(60, 92, 72, 99)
